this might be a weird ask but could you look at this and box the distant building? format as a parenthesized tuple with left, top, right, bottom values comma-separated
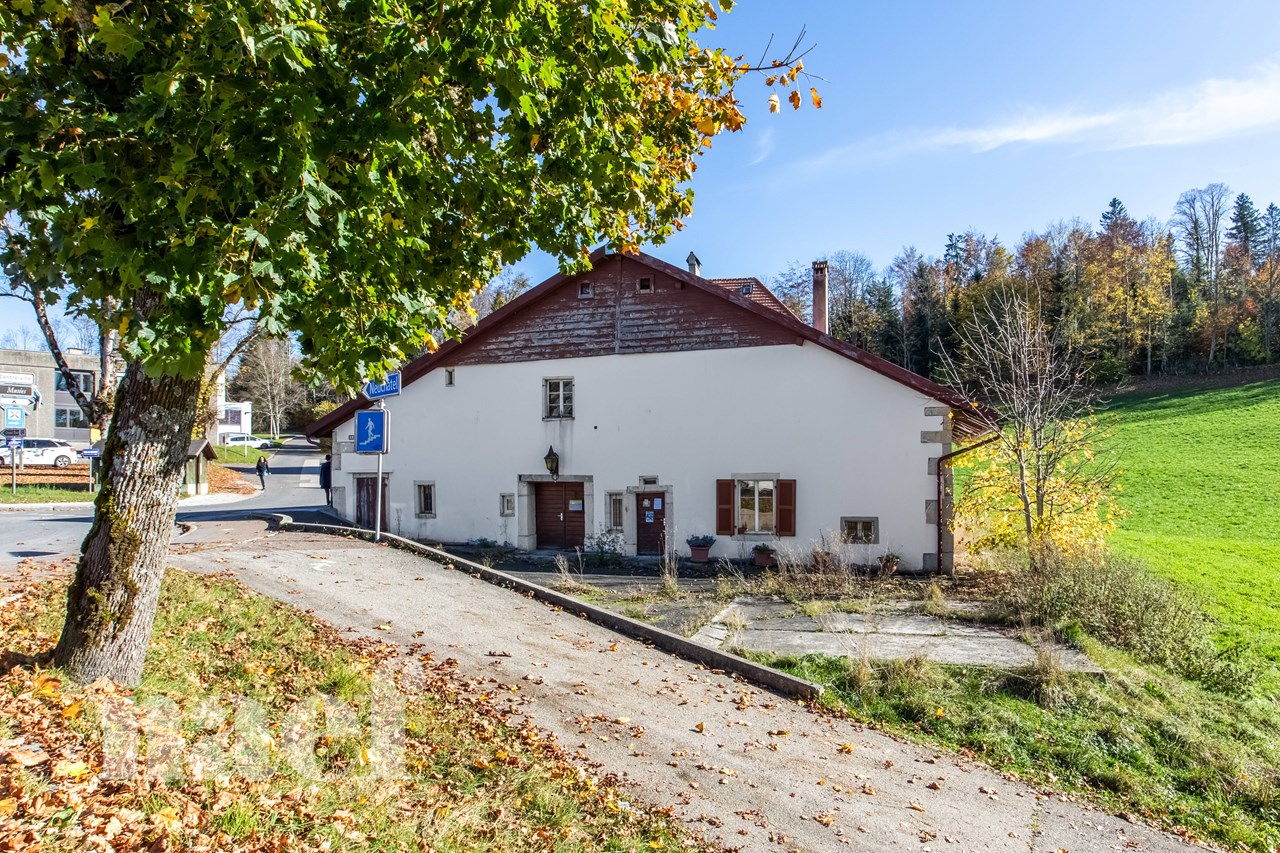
(0, 348, 101, 444)
(212, 374, 255, 444)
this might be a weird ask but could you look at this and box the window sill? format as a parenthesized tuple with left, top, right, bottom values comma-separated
(542, 416, 575, 422)
(732, 532, 777, 541)
(415, 513, 437, 520)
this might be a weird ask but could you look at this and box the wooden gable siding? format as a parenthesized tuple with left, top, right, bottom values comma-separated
(443, 256, 795, 367)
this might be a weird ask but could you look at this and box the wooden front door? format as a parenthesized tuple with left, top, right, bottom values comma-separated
(635, 491, 666, 556)
(355, 476, 388, 529)
(535, 482, 585, 550)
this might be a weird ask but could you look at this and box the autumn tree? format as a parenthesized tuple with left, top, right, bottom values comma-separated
(0, 0, 817, 685)
(234, 337, 303, 439)
(945, 291, 1123, 565)
(1172, 184, 1231, 365)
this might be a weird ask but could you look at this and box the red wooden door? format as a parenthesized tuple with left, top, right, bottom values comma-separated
(635, 491, 666, 556)
(356, 476, 388, 529)
(535, 482, 585, 549)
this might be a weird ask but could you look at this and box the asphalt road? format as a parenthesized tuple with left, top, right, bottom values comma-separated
(0, 439, 330, 568)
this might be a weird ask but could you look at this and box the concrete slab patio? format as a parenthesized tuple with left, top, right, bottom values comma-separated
(693, 597, 1101, 672)
(166, 521, 1200, 853)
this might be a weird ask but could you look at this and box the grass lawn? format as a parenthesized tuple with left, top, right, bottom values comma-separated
(1106, 380, 1280, 666)
(0, 484, 96, 503)
(0, 570, 706, 851)
(212, 445, 272, 465)
(754, 642, 1279, 852)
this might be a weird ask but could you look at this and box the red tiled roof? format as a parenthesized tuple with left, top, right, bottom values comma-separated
(307, 250, 998, 440)
(707, 277, 797, 319)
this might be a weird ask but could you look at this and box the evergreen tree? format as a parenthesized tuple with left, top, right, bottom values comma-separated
(1227, 193, 1264, 270)
(1100, 197, 1130, 230)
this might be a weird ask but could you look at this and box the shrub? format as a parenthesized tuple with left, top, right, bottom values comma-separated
(995, 549, 1259, 693)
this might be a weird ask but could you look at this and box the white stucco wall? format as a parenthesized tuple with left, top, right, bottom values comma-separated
(330, 343, 950, 570)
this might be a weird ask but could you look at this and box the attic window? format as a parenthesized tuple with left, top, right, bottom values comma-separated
(639, 475, 658, 486)
(740, 283, 754, 295)
(445, 368, 455, 387)
(579, 282, 592, 298)
(637, 276, 654, 294)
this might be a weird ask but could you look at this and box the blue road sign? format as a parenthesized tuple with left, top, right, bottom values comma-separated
(3, 407, 25, 430)
(363, 372, 401, 400)
(355, 410, 389, 454)
(80, 448, 102, 458)
(4, 438, 21, 450)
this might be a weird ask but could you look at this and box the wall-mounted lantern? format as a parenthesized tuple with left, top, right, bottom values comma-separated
(543, 445, 559, 481)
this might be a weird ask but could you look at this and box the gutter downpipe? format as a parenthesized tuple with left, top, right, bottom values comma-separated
(935, 431, 1001, 576)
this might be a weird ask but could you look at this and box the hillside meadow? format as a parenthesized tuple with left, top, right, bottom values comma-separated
(1106, 379, 1280, 669)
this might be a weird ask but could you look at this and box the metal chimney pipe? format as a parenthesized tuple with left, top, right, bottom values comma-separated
(686, 251, 702, 277)
(812, 260, 829, 334)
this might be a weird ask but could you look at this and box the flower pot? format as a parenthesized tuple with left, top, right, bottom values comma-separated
(689, 545, 712, 564)
(753, 549, 775, 568)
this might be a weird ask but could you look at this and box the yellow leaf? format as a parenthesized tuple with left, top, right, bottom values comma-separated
(694, 722, 705, 733)
(530, 133, 540, 148)
(374, 624, 392, 631)
(767, 93, 780, 113)
(837, 742, 854, 754)
(935, 707, 946, 718)
(810, 87, 822, 109)
(82, 216, 96, 230)
(62, 700, 84, 720)
(53, 759, 91, 780)
(0, 798, 15, 818)
(696, 117, 716, 136)
(788, 89, 802, 110)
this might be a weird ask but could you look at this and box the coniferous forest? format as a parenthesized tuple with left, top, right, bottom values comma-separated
(768, 184, 1280, 381)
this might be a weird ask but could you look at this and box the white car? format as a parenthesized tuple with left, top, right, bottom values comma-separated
(223, 434, 272, 450)
(0, 438, 79, 468)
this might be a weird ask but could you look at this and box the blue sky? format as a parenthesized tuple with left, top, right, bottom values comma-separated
(3, 1, 1279, 338)
(586, 0, 1280, 284)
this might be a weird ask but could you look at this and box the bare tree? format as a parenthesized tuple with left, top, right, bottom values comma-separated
(234, 337, 303, 438)
(943, 290, 1121, 565)
(1172, 183, 1230, 365)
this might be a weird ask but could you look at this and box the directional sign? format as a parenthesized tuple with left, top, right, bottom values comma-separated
(80, 448, 102, 458)
(2, 427, 25, 439)
(355, 410, 389, 454)
(3, 407, 25, 430)
(363, 372, 401, 400)
(4, 438, 21, 450)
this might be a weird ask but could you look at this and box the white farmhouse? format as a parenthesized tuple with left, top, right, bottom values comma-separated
(307, 250, 992, 572)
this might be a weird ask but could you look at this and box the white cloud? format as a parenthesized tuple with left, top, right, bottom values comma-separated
(747, 126, 776, 166)
(792, 58, 1280, 175)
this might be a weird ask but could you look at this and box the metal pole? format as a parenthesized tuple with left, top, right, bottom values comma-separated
(373, 399, 384, 542)
(9, 452, 14, 496)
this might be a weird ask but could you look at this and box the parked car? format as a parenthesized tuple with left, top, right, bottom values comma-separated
(0, 438, 78, 468)
(223, 434, 273, 450)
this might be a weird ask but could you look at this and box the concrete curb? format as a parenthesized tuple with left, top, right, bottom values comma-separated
(0, 502, 94, 512)
(262, 513, 823, 702)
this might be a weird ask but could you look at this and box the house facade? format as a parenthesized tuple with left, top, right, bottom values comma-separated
(0, 347, 102, 444)
(307, 251, 990, 572)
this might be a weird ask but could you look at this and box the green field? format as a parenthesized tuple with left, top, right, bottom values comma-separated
(1106, 380, 1280, 667)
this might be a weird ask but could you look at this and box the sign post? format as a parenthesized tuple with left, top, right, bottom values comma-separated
(355, 406, 390, 542)
(82, 447, 102, 492)
(4, 429, 25, 496)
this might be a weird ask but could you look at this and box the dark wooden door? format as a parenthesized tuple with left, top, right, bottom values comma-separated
(356, 476, 388, 529)
(635, 491, 666, 556)
(535, 482, 585, 549)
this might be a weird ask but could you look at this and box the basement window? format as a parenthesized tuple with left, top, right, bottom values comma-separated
(841, 517, 879, 545)
(415, 482, 436, 518)
(499, 493, 515, 517)
(637, 276, 654, 293)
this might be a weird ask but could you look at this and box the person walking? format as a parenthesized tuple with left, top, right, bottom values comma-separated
(319, 453, 332, 505)
(255, 455, 270, 490)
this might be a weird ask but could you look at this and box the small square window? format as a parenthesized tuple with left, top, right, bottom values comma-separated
(606, 492, 624, 531)
(445, 368, 455, 386)
(579, 282, 592, 298)
(637, 276, 653, 293)
(500, 493, 515, 517)
(841, 517, 879, 545)
(639, 475, 658, 487)
(740, 282, 753, 295)
(415, 482, 436, 518)
(545, 378, 574, 419)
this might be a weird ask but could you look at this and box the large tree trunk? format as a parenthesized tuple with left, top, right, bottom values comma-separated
(53, 361, 202, 686)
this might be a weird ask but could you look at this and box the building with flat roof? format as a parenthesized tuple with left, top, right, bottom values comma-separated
(0, 348, 102, 445)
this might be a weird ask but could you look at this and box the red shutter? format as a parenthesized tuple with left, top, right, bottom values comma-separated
(776, 479, 797, 537)
(715, 479, 735, 536)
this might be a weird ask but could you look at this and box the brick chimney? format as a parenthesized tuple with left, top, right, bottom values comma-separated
(686, 251, 702, 277)
(812, 260, 829, 334)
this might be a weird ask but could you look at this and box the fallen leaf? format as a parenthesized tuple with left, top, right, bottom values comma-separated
(694, 722, 705, 734)
(374, 624, 392, 631)
(53, 759, 91, 780)
(7, 747, 49, 767)
(837, 742, 854, 754)
(908, 801, 926, 813)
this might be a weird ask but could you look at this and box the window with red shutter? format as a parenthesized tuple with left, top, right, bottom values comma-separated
(715, 479, 734, 535)
(776, 479, 797, 537)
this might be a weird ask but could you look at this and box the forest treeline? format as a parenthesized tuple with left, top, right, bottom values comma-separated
(769, 184, 1280, 381)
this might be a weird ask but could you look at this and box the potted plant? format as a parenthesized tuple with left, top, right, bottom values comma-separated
(876, 552, 901, 577)
(752, 542, 776, 568)
(686, 535, 716, 564)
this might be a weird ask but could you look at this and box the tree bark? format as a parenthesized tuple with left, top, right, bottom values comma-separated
(53, 360, 201, 686)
